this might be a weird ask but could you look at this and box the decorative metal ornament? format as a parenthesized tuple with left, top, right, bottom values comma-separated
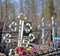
(9, 21, 17, 32)
(25, 23, 32, 33)
(3, 33, 11, 43)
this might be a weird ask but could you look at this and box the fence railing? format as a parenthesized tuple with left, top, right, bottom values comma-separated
(39, 49, 60, 55)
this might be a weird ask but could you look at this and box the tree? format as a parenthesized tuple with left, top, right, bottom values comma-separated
(43, 0, 55, 20)
(26, 0, 37, 28)
(0, 0, 15, 31)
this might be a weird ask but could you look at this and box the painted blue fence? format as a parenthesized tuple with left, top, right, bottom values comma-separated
(53, 37, 60, 48)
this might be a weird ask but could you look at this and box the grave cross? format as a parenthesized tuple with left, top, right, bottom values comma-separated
(38, 16, 56, 44)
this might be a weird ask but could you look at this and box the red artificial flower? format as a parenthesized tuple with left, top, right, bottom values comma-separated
(19, 47, 24, 52)
(16, 47, 20, 54)
(16, 47, 24, 54)
(30, 47, 36, 54)
(22, 49, 26, 55)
